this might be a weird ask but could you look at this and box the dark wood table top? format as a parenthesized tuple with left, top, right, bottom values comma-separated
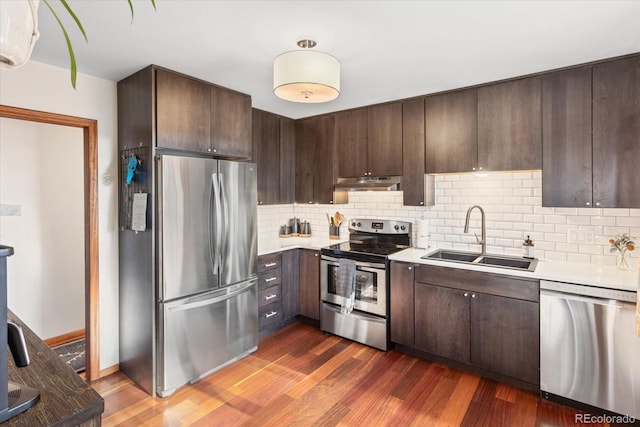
(5, 310, 104, 426)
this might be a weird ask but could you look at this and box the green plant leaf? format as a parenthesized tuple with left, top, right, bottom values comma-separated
(59, 0, 88, 42)
(43, 0, 79, 88)
(127, 0, 134, 20)
(150, 0, 157, 9)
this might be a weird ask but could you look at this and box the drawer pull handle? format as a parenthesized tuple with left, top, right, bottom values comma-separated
(265, 277, 277, 283)
(265, 294, 277, 300)
(265, 311, 277, 318)
(264, 262, 277, 268)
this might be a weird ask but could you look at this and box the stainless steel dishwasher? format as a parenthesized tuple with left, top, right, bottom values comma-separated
(540, 280, 640, 419)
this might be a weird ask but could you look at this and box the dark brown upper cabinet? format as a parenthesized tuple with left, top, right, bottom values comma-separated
(402, 98, 434, 206)
(478, 76, 542, 171)
(335, 103, 402, 177)
(425, 88, 478, 174)
(252, 109, 280, 205)
(335, 108, 368, 178)
(592, 55, 640, 208)
(296, 115, 345, 204)
(153, 67, 251, 158)
(367, 103, 403, 176)
(252, 109, 296, 205)
(156, 69, 211, 153)
(210, 86, 252, 159)
(279, 117, 296, 204)
(542, 66, 593, 207)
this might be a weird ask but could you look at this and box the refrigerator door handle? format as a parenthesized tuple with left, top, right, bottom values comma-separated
(219, 173, 230, 259)
(166, 280, 256, 312)
(211, 172, 222, 274)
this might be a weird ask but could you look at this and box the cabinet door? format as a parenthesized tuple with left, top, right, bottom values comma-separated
(279, 117, 296, 204)
(542, 67, 593, 207)
(402, 98, 426, 206)
(390, 261, 415, 347)
(298, 249, 320, 320)
(368, 103, 403, 176)
(425, 88, 477, 173)
(471, 293, 539, 385)
(210, 87, 252, 158)
(295, 119, 315, 204)
(336, 109, 368, 178)
(478, 77, 542, 171)
(593, 56, 640, 208)
(252, 109, 280, 205)
(156, 69, 211, 152)
(415, 283, 470, 364)
(312, 116, 337, 204)
(281, 249, 300, 320)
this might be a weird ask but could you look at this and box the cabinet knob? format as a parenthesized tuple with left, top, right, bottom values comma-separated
(408, 266, 412, 270)
(471, 294, 476, 298)
(207, 148, 212, 152)
(314, 253, 318, 257)
(419, 201, 424, 205)
(595, 202, 600, 206)
(586, 202, 590, 206)
(464, 292, 469, 297)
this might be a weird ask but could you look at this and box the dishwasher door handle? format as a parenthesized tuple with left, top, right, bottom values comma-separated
(540, 289, 635, 309)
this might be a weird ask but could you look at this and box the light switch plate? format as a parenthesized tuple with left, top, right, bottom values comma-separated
(568, 228, 595, 244)
(0, 204, 21, 216)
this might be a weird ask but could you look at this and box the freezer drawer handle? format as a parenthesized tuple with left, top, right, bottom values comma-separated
(264, 262, 277, 268)
(265, 277, 277, 283)
(265, 311, 278, 318)
(265, 294, 277, 300)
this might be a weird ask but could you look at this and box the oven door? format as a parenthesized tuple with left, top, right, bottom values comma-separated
(321, 255, 386, 317)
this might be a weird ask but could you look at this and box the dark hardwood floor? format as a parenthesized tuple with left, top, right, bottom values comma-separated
(91, 322, 612, 426)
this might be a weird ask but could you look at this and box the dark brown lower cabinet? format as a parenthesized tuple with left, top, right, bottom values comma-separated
(298, 249, 320, 320)
(415, 283, 470, 364)
(257, 250, 300, 335)
(281, 249, 300, 320)
(393, 264, 540, 388)
(471, 293, 539, 385)
(390, 261, 415, 347)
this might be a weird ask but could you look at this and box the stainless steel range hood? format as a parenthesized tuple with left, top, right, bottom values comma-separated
(335, 176, 401, 191)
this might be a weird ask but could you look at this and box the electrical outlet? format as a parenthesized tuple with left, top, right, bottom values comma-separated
(568, 228, 595, 244)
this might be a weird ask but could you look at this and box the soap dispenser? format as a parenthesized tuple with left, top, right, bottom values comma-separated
(523, 236, 535, 259)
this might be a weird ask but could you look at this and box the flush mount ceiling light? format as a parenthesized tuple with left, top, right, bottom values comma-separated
(273, 37, 340, 103)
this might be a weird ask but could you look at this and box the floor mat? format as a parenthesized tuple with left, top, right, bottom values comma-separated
(52, 339, 85, 373)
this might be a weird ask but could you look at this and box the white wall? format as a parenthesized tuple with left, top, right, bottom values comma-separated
(0, 61, 119, 370)
(0, 119, 84, 339)
(258, 171, 640, 268)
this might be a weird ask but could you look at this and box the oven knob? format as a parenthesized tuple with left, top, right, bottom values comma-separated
(394, 225, 399, 231)
(357, 222, 361, 227)
(401, 225, 406, 231)
(351, 222, 356, 227)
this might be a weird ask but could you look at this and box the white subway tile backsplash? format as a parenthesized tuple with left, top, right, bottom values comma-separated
(256, 172, 636, 267)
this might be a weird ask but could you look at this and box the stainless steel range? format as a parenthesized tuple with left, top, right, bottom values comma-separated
(320, 219, 411, 350)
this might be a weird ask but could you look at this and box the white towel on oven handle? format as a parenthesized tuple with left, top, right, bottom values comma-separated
(337, 258, 356, 314)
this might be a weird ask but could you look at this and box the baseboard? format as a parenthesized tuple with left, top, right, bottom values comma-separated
(45, 329, 85, 347)
(97, 364, 120, 379)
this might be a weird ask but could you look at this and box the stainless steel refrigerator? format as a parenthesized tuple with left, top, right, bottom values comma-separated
(119, 154, 258, 397)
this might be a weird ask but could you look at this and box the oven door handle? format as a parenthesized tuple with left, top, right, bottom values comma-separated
(321, 255, 385, 270)
(323, 303, 386, 323)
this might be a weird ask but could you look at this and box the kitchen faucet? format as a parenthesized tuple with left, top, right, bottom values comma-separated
(464, 205, 486, 255)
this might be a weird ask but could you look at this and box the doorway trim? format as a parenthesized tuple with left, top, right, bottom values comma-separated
(0, 104, 99, 381)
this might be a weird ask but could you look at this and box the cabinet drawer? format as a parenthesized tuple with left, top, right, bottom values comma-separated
(258, 285, 282, 307)
(258, 253, 282, 273)
(258, 268, 282, 290)
(415, 264, 539, 302)
(259, 303, 283, 330)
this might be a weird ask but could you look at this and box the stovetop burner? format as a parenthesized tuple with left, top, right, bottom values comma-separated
(321, 219, 412, 263)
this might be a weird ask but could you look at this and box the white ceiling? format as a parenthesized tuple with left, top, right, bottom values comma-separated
(29, 0, 640, 119)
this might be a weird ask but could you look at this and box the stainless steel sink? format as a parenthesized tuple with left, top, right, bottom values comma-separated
(421, 249, 537, 272)
(476, 255, 537, 271)
(424, 249, 480, 263)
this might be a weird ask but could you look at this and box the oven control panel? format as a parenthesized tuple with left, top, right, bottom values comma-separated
(348, 219, 412, 235)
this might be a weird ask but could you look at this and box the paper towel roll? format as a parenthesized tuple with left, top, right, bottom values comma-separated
(416, 218, 430, 249)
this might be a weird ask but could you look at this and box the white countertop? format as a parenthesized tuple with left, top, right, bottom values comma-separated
(390, 247, 639, 293)
(258, 235, 347, 256)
